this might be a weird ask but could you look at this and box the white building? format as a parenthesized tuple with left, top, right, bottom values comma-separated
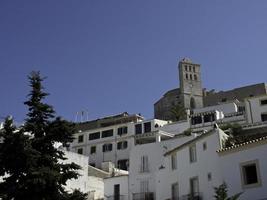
(245, 95, 267, 124)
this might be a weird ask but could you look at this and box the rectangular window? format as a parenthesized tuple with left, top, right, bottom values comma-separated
(102, 129, 113, 138)
(189, 145, 197, 163)
(171, 182, 179, 200)
(77, 148, 83, 155)
(102, 143, 113, 152)
(78, 135, 84, 143)
(171, 154, 177, 170)
(114, 184, 120, 200)
(117, 126, 128, 135)
(135, 124, 142, 135)
(240, 160, 261, 188)
(260, 99, 267, 105)
(90, 146, 96, 154)
(190, 177, 199, 196)
(261, 114, 267, 122)
(117, 141, 128, 150)
(140, 156, 149, 173)
(203, 142, 207, 151)
(117, 159, 129, 170)
(89, 132, 100, 140)
(144, 122, 151, 133)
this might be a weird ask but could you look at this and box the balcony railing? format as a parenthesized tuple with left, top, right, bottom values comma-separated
(132, 192, 154, 200)
(180, 192, 202, 200)
(106, 195, 127, 200)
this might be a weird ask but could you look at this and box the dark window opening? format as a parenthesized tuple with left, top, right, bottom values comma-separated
(90, 146, 96, 154)
(260, 99, 267, 105)
(77, 148, 83, 155)
(221, 98, 227, 102)
(144, 122, 151, 133)
(103, 143, 113, 152)
(78, 135, 84, 143)
(117, 159, 129, 170)
(135, 124, 142, 134)
(118, 126, 128, 135)
(194, 74, 197, 80)
(89, 132, 100, 140)
(102, 129, 113, 138)
(261, 114, 267, 122)
(117, 141, 128, 150)
(243, 164, 258, 185)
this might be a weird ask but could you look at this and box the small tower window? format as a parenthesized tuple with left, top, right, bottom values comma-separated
(186, 73, 188, 80)
(193, 66, 196, 72)
(189, 66, 192, 71)
(190, 74, 192, 80)
(185, 65, 188, 71)
(194, 74, 197, 80)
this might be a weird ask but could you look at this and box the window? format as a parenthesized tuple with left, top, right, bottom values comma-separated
(78, 135, 84, 143)
(89, 132, 100, 140)
(190, 74, 192, 80)
(102, 129, 113, 138)
(186, 73, 188, 80)
(77, 148, 83, 155)
(117, 126, 128, 135)
(135, 124, 142, 135)
(190, 177, 199, 195)
(144, 122, 151, 133)
(194, 74, 197, 80)
(140, 155, 149, 172)
(189, 145, 197, 163)
(207, 172, 212, 181)
(261, 114, 267, 122)
(90, 146, 96, 154)
(118, 159, 129, 170)
(114, 184, 120, 200)
(185, 65, 188, 71)
(189, 66, 192, 71)
(117, 141, 128, 150)
(221, 98, 227, 102)
(89, 163, 96, 167)
(193, 66, 196, 72)
(171, 154, 177, 170)
(240, 160, 261, 188)
(203, 142, 207, 151)
(102, 143, 112, 152)
(260, 99, 267, 105)
(171, 183, 179, 200)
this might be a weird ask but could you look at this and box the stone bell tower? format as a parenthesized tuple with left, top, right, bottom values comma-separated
(178, 58, 203, 109)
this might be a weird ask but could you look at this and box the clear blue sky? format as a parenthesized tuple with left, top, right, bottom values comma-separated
(1, 0, 267, 123)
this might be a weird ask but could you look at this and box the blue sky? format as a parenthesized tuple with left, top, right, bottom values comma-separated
(1, 0, 267, 123)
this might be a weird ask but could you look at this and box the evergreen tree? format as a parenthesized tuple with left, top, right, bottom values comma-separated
(0, 71, 87, 200)
(170, 103, 187, 121)
(214, 182, 242, 200)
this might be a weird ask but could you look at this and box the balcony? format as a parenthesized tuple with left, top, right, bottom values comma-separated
(106, 195, 127, 200)
(180, 192, 202, 200)
(132, 192, 154, 200)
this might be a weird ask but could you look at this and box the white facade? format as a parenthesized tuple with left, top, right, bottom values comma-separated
(104, 175, 129, 200)
(245, 95, 267, 124)
(71, 119, 168, 170)
(129, 135, 194, 200)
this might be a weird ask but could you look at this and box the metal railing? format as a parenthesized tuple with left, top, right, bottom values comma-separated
(132, 192, 154, 200)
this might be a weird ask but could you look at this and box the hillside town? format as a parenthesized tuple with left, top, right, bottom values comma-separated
(1, 58, 267, 200)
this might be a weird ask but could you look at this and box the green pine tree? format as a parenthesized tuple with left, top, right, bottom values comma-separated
(0, 71, 87, 200)
(214, 182, 242, 200)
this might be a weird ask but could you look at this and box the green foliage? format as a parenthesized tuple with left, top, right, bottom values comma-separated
(183, 128, 192, 136)
(219, 123, 243, 136)
(170, 103, 186, 121)
(214, 182, 242, 200)
(0, 71, 87, 200)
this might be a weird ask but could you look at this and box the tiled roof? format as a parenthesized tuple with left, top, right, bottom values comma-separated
(217, 136, 267, 153)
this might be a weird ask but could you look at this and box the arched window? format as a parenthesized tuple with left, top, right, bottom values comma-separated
(190, 97, 196, 109)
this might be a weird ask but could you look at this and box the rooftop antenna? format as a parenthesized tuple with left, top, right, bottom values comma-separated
(75, 110, 89, 123)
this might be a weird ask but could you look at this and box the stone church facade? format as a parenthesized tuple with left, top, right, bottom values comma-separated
(154, 58, 267, 120)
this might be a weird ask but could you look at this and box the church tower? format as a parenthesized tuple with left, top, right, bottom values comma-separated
(179, 58, 203, 109)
